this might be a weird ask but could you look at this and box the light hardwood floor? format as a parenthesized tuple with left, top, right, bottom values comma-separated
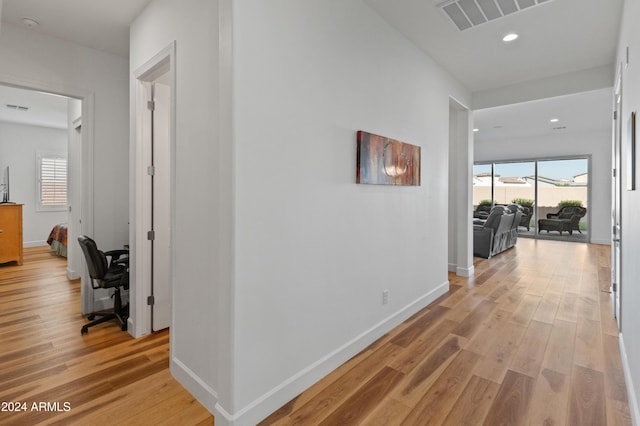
(0, 246, 213, 425)
(261, 238, 632, 425)
(1, 241, 632, 425)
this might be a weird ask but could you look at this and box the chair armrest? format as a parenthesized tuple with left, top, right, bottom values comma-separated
(473, 227, 494, 259)
(547, 213, 559, 219)
(113, 257, 129, 266)
(105, 249, 129, 268)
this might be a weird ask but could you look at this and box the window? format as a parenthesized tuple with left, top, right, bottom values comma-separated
(37, 153, 67, 211)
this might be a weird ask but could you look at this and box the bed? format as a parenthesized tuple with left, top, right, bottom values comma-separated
(47, 223, 68, 257)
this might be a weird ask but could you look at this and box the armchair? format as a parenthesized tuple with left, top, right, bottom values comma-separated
(518, 206, 533, 231)
(473, 204, 493, 220)
(474, 206, 518, 259)
(538, 206, 587, 236)
(77, 235, 129, 334)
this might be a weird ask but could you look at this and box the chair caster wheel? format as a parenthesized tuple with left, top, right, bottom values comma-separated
(81, 327, 88, 335)
(88, 314, 96, 320)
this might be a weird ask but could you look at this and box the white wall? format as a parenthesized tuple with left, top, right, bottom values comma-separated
(132, 0, 470, 424)
(475, 129, 612, 244)
(0, 22, 129, 251)
(616, 0, 640, 422)
(129, 0, 229, 415)
(232, 0, 469, 423)
(0, 122, 67, 246)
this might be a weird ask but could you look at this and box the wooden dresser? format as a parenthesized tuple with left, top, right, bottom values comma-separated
(0, 204, 23, 265)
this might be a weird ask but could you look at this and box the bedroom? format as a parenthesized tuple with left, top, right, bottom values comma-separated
(0, 84, 82, 278)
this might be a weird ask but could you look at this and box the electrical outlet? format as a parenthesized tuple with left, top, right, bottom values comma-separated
(382, 290, 389, 305)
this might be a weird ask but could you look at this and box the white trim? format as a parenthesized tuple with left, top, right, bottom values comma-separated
(619, 333, 640, 426)
(456, 265, 475, 277)
(170, 356, 220, 418)
(211, 281, 450, 425)
(66, 267, 79, 280)
(131, 41, 177, 338)
(0, 74, 95, 314)
(448, 262, 457, 272)
(23, 240, 48, 248)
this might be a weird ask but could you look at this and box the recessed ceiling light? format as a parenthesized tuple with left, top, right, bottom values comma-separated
(22, 18, 40, 28)
(473, 128, 479, 132)
(502, 33, 519, 42)
(550, 118, 559, 123)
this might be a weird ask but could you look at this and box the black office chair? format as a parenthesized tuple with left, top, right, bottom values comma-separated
(77, 235, 129, 334)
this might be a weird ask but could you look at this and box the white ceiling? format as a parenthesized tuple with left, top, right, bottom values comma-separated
(364, 0, 624, 92)
(0, 85, 69, 129)
(1, 0, 152, 57)
(0, 0, 623, 138)
(474, 88, 613, 142)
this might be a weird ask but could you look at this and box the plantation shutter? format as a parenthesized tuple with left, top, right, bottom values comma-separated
(40, 156, 68, 206)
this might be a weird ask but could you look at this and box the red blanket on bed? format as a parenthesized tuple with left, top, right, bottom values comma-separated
(47, 223, 68, 247)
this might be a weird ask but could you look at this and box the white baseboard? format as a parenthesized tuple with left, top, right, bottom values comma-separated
(67, 268, 80, 280)
(23, 240, 48, 248)
(170, 356, 221, 419)
(448, 263, 457, 272)
(456, 265, 474, 277)
(619, 333, 640, 425)
(201, 281, 450, 425)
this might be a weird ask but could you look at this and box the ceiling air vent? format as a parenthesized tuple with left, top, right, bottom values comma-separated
(438, 0, 554, 31)
(6, 104, 29, 111)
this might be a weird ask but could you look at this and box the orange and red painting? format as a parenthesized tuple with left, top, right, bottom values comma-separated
(356, 130, 421, 186)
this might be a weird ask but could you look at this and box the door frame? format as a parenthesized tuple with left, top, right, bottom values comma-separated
(612, 66, 623, 329)
(132, 42, 176, 337)
(0, 74, 95, 312)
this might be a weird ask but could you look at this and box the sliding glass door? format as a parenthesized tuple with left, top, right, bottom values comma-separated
(537, 158, 589, 237)
(473, 157, 589, 242)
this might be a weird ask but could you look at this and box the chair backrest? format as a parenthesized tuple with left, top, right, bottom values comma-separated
(483, 206, 507, 230)
(78, 235, 108, 280)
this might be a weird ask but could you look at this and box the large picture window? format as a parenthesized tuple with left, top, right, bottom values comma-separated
(37, 152, 68, 211)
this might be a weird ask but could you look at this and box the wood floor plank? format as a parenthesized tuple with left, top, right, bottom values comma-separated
(569, 364, 606, 426)
(390, 305, 450, 347)
(606, 397, 633, 426)
(451, 299, 497, 339)
(473, 321, 526, 384)
(482, 369, 535, 426)
(527, 368, 570, 426)
(510, 294, 541, 326)
(509, 320, 552, 378)
(286, 342, 403, 425)
(356, 396, 412, 426)
(441, 374, 500, 426)
(531, 290, 561, 324)
(574, 318, 605, 372)
(388, 334, 464, 407)
(603, 333, 629, 402)
(400, 350, 481, 425)
(542, 318, 577, 375)
(317, 366, 404, 425)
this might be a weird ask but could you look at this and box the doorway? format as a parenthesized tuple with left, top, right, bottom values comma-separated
(612, 70, 622, 328)
(0, 83, 92, 309)
(473, 156, 590, 243)
(133, 43, 175, 335)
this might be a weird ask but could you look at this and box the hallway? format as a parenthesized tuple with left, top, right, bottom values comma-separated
(261, 238, 631, 425)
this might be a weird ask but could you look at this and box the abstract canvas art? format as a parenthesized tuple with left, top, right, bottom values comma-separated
(356, 130, 421, 186)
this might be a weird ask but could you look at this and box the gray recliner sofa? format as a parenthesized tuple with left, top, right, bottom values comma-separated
(473, 205, 521, 259)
